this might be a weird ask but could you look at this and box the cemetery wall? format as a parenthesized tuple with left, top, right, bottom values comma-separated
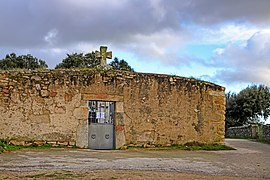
(225, 125, 257, 138)
(226, 124, 270, 141)
(0, 69, 225, 148)
(262, 124, 270, 141)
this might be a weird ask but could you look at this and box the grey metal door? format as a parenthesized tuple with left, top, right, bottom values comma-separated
(88, 101, 115, 149)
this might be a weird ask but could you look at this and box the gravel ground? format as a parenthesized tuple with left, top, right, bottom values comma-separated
(0, 139, 269, 179)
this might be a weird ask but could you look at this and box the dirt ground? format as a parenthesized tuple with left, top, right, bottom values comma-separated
(0, 139, 269, 179)
(0, 170, 261, 180)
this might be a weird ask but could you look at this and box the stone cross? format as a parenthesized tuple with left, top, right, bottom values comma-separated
(95, 46, 112, 66)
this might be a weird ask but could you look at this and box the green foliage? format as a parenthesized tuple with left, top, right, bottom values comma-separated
(55, 52, 134, 72)
(0, 53, 48, 70)
(226, 84, 270, 128)
(0, 140, 22, 153)
(126, 142, 234, 151)
(0, 140, 76, 154)
(55, 52, 100, 69)
(170, 142, 235, 151)
(109, 57, 134, 72)
(182, 143, 235, 151)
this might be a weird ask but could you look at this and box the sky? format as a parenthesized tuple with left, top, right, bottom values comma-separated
(0, 0, 270, 94)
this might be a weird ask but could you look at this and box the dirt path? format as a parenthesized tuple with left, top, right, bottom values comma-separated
(0, 139, 269, 179)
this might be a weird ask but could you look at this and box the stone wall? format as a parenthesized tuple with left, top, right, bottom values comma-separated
(0, 69, 226, 148)
(226, 124, 270, 141)
(225, 125, 257, 138)
(262, 125, 270, 141)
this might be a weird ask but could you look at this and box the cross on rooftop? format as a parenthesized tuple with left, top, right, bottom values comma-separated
(95, 46, 112, 66)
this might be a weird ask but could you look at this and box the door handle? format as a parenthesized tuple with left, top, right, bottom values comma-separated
(91, 134, 96, 139)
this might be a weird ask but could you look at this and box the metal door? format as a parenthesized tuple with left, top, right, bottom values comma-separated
(88, 101, 115, 149)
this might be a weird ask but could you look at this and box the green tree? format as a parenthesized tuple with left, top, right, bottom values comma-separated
(109, 57, 134, 72)
(55, 52, 99, 69)
(226, 84, 270, 127)
(56, 53, 134, 72)
(0, 53, 48, 70)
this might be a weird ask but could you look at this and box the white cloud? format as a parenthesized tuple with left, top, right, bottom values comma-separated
(44, 29, 58, 45)
(208, 31, 270, 86)
(1, 0, 270, 87)
(149, 0, 166, 22)
(187, 24, 262, 45)
(214, 48, 224, 55)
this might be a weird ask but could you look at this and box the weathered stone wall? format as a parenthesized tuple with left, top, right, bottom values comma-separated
(262, 125, 270, 141)
(0, 69, 225, 148)
(226, 124, 270, 141)
(225, 125, 256, 138)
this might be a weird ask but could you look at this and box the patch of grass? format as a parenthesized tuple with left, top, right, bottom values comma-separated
(26, 144, 53, 149)
(24, 144, 69, 149)
(186, 143, 235, 151)
(125, 145, 144, 149)
(126, 142, 235, 151)
(0, 140, 77, 154)
(0, 140, 22, 153)
(172, 142, 235, 151)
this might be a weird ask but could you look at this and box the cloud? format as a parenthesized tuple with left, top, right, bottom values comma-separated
(1, 0, 269, 47)
(0, 0, 270, 80)
(44, 29, 59, 45)
(119, 29, 190, 66)
(0, 0, 180, 47)
(208, 31, 270, 86)
(179, 0, 270, 25)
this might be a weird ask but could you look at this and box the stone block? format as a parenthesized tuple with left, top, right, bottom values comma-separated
(47, 141, 57, 146)
(57, 141, 68, 146)
(116, 125, 125, 132)
(116, 125, 126, 148)
(0, 80, 9, 87)
(50, 91, 57, 97)
(25, 141, 33, 146)
(35, 84, 41, 90)
(80, 100, 88, 107)
(143, 143, 155, 148)
(41, 90, 50, 97)
(31, 76, 41, 81)
(119, 146, 128, 150)
(42, 86, 48, 90)
(76, 120, 88, 148)
(54, 106, 66, 114)
(9, 140, 25, 146)
(69, 141, 76, 146)
(65, 92, 73, 102)
(116, 102, 124, 113)
(115, 113, 124, 125)
(2, 88, 9, 94)
(33, 140, 46, 146)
